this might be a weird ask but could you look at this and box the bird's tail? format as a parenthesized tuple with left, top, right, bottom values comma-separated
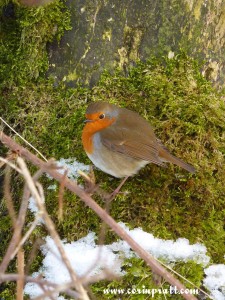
(159, 147, 196, 174)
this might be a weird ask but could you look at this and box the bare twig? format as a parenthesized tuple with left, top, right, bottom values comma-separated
(25, 238, 44, 274)
(58, 169, 68, 221)
(81, 269, 119, 285)
(0, 156, 89, 299)
(16, 250, 24, 300)
(0, 157, 22, 174)
(32, 282, 80, 300)
(3, 166, 17, 227)
(0, 273, 79, 299)
(0, 171, 30, 274)
(17, 157, 89, 300)
(11, 214, 43, 259)
(0, 117, 48, 162)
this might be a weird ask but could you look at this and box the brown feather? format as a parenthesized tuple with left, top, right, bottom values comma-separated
(100, 107, 165, 166)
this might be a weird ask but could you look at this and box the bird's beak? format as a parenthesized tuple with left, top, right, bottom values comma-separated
(84, 113, 94, 123)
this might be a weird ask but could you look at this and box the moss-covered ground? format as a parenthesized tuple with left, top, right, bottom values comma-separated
(0, 1, 225, 299)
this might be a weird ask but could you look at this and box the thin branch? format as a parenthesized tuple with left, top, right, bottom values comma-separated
(16, 250, 24, 300)
(58, 169, 67, 221)
(0, 172, 30, 273)
(0, 274, 79, 299)
(25, 238, 44, 274)
(0, 157, 22, 174)
(81, 269, 119, 285)
(3, 166, 17, 227)
(11, 214, 43, 259)
(32, 282, 80, 300)
(0, 117, 48, 162)
(157, 258, 211, 299)
(17, 157, 89, 300)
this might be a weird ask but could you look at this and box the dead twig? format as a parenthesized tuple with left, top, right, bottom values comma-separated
(11, 214, 43, 259)
(16, 249, 24, 300)
(0, 173, 30, 274)
(0, 117, 48, 162)
(58, 169, 68, 221)
(3, 166, 17, 227)
(0, 273, 79, 299)
(17, 157, 90, 300)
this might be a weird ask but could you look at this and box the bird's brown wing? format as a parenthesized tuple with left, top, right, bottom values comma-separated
(100, 127, 165, 166)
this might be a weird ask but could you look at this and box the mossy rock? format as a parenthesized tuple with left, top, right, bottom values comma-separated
(0, 1, 225, 298)
(47, 0, 225, 87)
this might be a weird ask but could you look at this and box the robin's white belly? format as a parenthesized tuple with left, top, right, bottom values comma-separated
(87, 133, 148, 178)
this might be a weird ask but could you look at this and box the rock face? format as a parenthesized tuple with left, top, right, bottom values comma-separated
(48, 0, 225, 87)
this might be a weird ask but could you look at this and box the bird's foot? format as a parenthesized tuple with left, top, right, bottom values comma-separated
(78, 167, 97, 195)
(105, 176, 129, 203)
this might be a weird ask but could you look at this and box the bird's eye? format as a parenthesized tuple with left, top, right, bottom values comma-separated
(99, 114, 105, 119)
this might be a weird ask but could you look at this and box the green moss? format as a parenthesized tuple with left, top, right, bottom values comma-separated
(0, 0, 71, 89)
(92, 258, 203, 299)
(0, 1, 224, 296)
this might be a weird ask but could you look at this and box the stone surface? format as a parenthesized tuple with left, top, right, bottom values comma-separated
(48, 0, 225, 87)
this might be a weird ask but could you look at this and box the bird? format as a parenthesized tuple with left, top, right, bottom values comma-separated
(82, 102, 195, 182)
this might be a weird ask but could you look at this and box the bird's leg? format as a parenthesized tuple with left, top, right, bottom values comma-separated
(79, 168, 111, 199)
(106, 176, 129, 202)
(78, 167, 99, 194)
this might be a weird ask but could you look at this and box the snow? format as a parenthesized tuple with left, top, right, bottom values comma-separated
(24, 233, 123, 298)
(24, 223, 215, 299)
(46, 158, 90, 182)
(28, 197, 45, 224)
(28, 196, 39, 215)
(204, 265, 225, 300)
(47, 184, 57, 190)
(41, 233, 122, 279)
(110, 223, 210, 265)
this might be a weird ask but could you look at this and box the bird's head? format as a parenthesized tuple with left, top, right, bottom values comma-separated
(84, 102, 118, 132)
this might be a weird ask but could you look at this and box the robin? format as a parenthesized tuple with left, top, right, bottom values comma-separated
(82, 101, 195, 186)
